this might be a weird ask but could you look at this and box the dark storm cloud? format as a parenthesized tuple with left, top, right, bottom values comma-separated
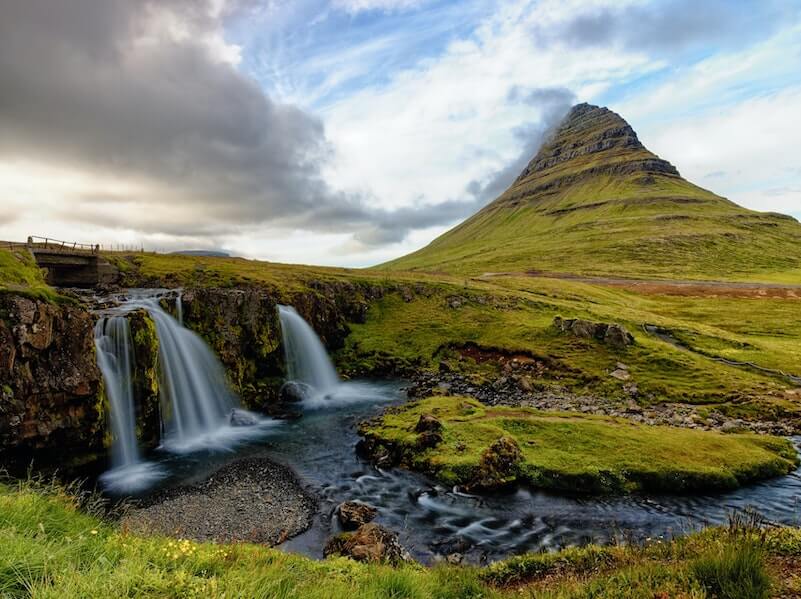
(533, 0, 792, 54)
(0, 1, 575, 248)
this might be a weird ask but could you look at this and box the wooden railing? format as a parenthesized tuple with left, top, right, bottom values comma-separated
(26, 236, 99, 254)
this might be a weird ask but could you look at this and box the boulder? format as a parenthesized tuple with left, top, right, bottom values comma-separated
(414, 414, 443, 433)
(470, 436, 523, 489)
(337, 501, 377, 530)
(279, 381, 313, 403)
(605, 324, 635, 349)
(324, 523, 413, 565)
(554, 317, 634, 349)
(230, 409, 259, 427)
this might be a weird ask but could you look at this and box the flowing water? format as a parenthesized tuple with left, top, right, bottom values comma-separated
(277, 305, 339, 397)
(95, 296, 801, 563)
(94, 315, 165, 493)
(94, 289, 272, 491)
(123, 381, 801, 564)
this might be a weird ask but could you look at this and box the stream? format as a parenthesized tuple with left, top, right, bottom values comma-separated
(124, 380, 801, 564)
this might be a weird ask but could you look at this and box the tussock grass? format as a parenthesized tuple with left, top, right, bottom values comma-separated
(0, 479, 799, 597)
(360, 396, 798, 494)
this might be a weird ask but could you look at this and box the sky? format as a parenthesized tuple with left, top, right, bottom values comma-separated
(0, 0, 799, 267)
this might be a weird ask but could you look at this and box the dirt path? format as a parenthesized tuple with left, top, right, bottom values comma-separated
(477, 271, 801, 299)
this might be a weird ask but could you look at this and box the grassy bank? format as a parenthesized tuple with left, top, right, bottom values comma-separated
(0, 248, 59, 302)
(1, 480, 800, 597)
(358, 397, 799, 494)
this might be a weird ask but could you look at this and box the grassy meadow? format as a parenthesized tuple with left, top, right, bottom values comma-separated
(1, 479, 800, 598)
(359, 396, 799, 494)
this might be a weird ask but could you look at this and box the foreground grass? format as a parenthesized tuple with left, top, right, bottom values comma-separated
(359, 397, 799, 494)
(1, 480, 800, 598)
(0, 248, 60, 302)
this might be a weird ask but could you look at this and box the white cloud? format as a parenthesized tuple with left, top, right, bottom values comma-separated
(321, 0, 654, 211)
(331, 0, 429, 14)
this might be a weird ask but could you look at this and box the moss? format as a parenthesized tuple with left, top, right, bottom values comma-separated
(360, 396, 799, 494)
(128, 310, 161, 448)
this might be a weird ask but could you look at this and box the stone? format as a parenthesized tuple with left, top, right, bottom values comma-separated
(610, 369, 631, 381)
(470, 436, 523, 489)
(337, 501, 378, 530)
(553, 317, 634, 349)
(324, 523, 413, 565)
(279, 381, 313, 403)
(416, 430, 443, 449)
(518, 376, 534, 392)
(229, 409, 258, 427)
(605, 324, 635, 349)
(438, 360, 452, 373)
(415, 414, 443, 433)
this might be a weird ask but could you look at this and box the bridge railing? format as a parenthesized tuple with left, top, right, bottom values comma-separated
(26, 236, 99, 254)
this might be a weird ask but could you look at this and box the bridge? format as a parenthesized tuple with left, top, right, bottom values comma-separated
(6, 237, 118, 288)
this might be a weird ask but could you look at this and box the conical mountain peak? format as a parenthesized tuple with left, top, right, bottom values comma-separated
(514, 103, 679, 187)
(382, 103, 801, 279)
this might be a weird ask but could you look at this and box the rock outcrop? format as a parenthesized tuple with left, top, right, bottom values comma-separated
(324, 523, 412, 564)
(0, 294, 104, 467)
(553, 317, 635, 349)
(337, 501, 378, 530)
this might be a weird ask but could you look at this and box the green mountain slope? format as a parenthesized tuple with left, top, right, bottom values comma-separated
(381, 103, 801, 281)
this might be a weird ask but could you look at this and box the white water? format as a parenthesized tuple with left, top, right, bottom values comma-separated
(136, 297, 269, 453)
(95, 289, 275, 492)
(94, 316, 164, 493)
(278, 305, 339, 397)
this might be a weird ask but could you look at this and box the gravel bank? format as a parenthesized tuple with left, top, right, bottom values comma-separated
(122, 457, 316, 545)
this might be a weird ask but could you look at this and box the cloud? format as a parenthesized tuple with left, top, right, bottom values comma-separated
(532, 0, 792, 55)
(331, 0, 429, 14)
(0, 0, 494, 251)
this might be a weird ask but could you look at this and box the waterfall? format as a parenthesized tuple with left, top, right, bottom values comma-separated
(278, 305, 339, 396)
(135, 298, 243, 452)
(94, 289, 273, 492)
(94, 316, 163, 492)
(94, 317, 139, 468)
(176, 292, 184, 325)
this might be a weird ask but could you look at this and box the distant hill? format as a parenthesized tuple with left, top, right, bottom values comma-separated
(169, 250, 231, 258)
(381, 103, 801, 282)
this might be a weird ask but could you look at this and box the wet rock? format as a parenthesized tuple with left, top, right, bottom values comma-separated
(279, 381, 313, 403)
(415, 414, 443, 433)
(337, 501, 378, 530)
(229, 409, 258, 427)
(324, 523, 413, 565)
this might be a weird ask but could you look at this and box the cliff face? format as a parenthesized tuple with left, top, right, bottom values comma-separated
(177, 281, 385, 409)
(0, 294, 104, 467)
(0, 278, 391, 466)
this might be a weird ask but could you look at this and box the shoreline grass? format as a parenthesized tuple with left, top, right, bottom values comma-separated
(358, 396, 799, 494)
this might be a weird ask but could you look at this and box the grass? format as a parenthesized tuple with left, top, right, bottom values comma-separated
(359, 396, 799, 494)
(0, 248, 60, 302)
(339, 279, 801, 421)
(0, 479, 799, 597)
(379, 107, 801, 283)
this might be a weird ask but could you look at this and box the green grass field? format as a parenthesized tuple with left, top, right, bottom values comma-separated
(359, 396, 798, 494)
(1, 479, 799, 598)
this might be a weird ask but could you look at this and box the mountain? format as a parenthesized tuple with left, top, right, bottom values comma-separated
(381, 103, 801, 281)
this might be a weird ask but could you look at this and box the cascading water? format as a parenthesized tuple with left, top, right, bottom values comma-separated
(277, 305, 339, 398)
(95, 289, 273, 492)
(94, 316, 164, 492)
(140, 298, 242, 451)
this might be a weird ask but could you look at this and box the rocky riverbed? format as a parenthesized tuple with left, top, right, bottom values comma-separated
(122, 457, 316, 545)
(407, 367, 800, 436)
